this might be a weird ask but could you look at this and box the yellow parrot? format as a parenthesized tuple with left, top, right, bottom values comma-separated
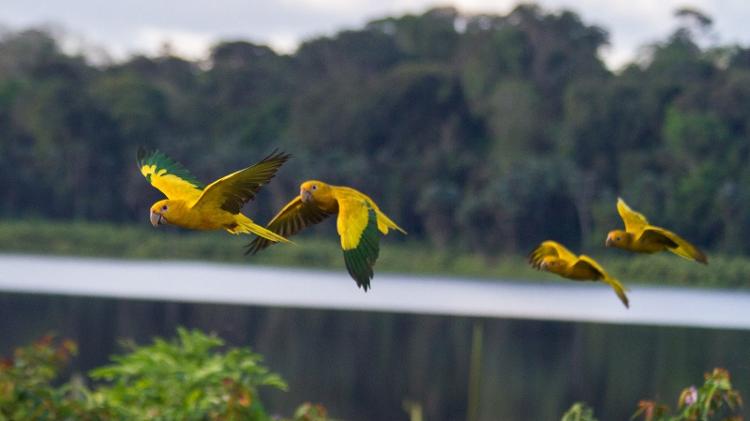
(529, 240, 629, 308)
(605, 198, 707, 264)
(137, 147, 291, 244)
(245, 180, 406, 290)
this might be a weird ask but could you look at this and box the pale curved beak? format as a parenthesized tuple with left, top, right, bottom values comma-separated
(150, 211, 162, 227)
(605, 237, 613, 247)
(301, 189, 312, 203)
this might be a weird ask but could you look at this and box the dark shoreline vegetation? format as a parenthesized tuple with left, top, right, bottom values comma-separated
(2, 219, 750, 289)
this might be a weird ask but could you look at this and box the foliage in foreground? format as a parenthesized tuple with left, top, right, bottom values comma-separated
(89, 328, 288, 420)
(562, 368, 743, 421)
(0, 328, 743, 421)
(0, 329, 333, 421)
(561, 402, 599, 421)
(0, 335, 95, 421)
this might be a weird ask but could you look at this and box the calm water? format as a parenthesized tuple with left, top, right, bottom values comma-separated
(2, 254, 750, 329)
(0, 255, 748, 420)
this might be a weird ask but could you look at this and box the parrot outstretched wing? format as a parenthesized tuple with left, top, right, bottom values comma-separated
(334, 187, 407, 235)
(190, 150, 290, 213)
(137, 148, 204, 200)
(617, 198, 649, 233)
(529, 240, 577, 269)
(245, 196, 334, 255)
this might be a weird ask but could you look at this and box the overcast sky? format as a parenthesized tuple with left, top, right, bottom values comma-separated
(2, 0, 749, 69)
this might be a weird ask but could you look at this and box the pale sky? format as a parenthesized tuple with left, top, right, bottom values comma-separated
(2, 0, 749, 69)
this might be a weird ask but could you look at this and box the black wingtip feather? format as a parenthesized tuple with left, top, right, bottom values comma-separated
(262, 149, 292, 165)
(244, 237, 266, 256)
(136, 146, 151, 167)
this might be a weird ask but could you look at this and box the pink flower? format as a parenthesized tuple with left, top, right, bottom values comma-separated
(681, 386, 698, 407)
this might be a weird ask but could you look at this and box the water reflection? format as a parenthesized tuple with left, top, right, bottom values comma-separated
(0, 293, 747, 420)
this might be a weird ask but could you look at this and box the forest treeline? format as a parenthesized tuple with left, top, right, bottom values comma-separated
(2, 4, 750, 255)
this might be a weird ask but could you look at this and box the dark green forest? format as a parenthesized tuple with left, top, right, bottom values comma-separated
(2, 4, 750, 255)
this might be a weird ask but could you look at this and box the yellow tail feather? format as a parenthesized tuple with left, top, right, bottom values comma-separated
(375, 209, 407, 235)
(667, 241, 708, 264)
(603, 277, 629, 309)
(232, 215, 293, 244)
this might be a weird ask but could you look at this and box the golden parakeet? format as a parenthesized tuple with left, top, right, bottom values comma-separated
(529, 240, 629, 308)
(137, 147, 291, 244)
(245, 180, 406, 291)
(606, 198, 707, 264)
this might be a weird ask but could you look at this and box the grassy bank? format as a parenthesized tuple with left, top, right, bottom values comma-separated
(1, 219, 749, 289)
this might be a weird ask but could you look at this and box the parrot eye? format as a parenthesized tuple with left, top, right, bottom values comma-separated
(162, 205, 168, 211)
(312, 185, 317, 190)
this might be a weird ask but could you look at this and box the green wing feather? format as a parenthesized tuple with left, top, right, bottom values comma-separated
(342, 207, 380, 291)
(136, 147, 204, 199)
(137, 147, 204, 188)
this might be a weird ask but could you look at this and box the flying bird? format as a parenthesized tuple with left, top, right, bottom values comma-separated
(529, 240, 629, 308)
(245, 180, 406, 291)
(605, 198, 707, 264)
(137, 147, 291, 244)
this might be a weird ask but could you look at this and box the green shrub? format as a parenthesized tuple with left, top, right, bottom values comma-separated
(561, 402, 598, 421)
(89, 328, 287, 420)
(0, 330, 334, 421)
(0, 335, 100, 421)
(632, 368, 742, 421)
(562, 368, 743, 421)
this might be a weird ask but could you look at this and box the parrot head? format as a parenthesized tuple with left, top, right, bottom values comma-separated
(605, 230, 632, 248)
(540, 256, 567, 275)
(300, 180, 333, 204)
(149, 199, 175, 227)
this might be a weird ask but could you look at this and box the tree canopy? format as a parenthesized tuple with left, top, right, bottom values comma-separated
(1, 4, 749, 255)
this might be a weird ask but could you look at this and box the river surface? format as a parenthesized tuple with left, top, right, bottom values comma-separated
(1, 254, 750, 329)
(0, 254, 748, 420)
